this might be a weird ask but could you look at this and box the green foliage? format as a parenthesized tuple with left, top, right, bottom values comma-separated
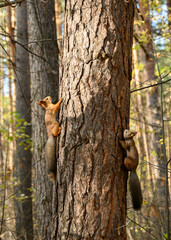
(134, 19, 145, 27)
(142, 200, 148, 205)
(13, 177, 21, 186)
(151, 151, 157, 157)
(16, 191, 29, 202)
(15, 187, 36, 202)
(60, 0, 65, 13)
(0, 183, 5, 188)
(0, 111, 32, 150)
(28, 187, 36, 201)
(164, 233, 168, 239)
(139, 31, 149, 44)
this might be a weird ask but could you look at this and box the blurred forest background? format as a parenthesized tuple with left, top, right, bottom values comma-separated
(0, 0, 170, 239)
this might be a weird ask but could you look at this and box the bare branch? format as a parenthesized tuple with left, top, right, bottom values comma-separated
(0, 33, 50, 64)
(131, 78, 171, 93)
(0, 0, 24, 8)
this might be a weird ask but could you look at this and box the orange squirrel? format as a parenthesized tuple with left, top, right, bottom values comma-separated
(38, 96, 62, 181)
(119, 129, 143, 210)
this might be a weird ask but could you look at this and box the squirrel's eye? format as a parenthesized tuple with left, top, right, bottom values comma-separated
(46, 98, 48, 100)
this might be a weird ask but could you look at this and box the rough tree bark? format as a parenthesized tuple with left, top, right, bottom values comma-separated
(14, 2, 33, 239)
(27, 0, 59, 238)
(52, 1, 134, 239)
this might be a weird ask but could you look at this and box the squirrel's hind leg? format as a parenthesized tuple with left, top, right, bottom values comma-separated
(124, 157, 138, 171)
(51, 122, 61, 136)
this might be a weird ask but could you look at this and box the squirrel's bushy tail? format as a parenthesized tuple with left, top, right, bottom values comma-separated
(45, 135, 56, 181)
(129, 171, 143, 210)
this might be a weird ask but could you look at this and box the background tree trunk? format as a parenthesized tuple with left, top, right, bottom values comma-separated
(6, 5, 14, 171)
(138, 0, 166, 237)
(52, 1, 134, 239)
(14, 2, 33, 239)
(27, 0, 59, 238)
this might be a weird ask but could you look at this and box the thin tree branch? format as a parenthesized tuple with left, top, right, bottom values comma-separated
(0, 33, 50, 64)
(130, 117, 162, 128)
(131, 78, 171, 93)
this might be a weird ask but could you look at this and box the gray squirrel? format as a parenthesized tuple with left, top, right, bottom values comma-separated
(119, 129, 143, 210)
(38, 96, 62, 181)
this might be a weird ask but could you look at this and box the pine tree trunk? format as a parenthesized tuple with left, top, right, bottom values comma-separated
(14, 2, 33, 239)
(27, 0, 59, 238)
(52, 1, 134, 239)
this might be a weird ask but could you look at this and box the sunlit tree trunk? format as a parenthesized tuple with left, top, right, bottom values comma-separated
(27, 0, 59, 238)
(132, 39, 153, 190)
(6, 6, 14, 170)
(0, 22, 5, 237)
(55, 0, 63, 53)
(167, 0, 171, 48)
(11, 7, 16, 108)
(0, 32, 4, 170)
(139, 0, 162, 178)
(55, 0, 62, 39)
(52, 1, 134, 239)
